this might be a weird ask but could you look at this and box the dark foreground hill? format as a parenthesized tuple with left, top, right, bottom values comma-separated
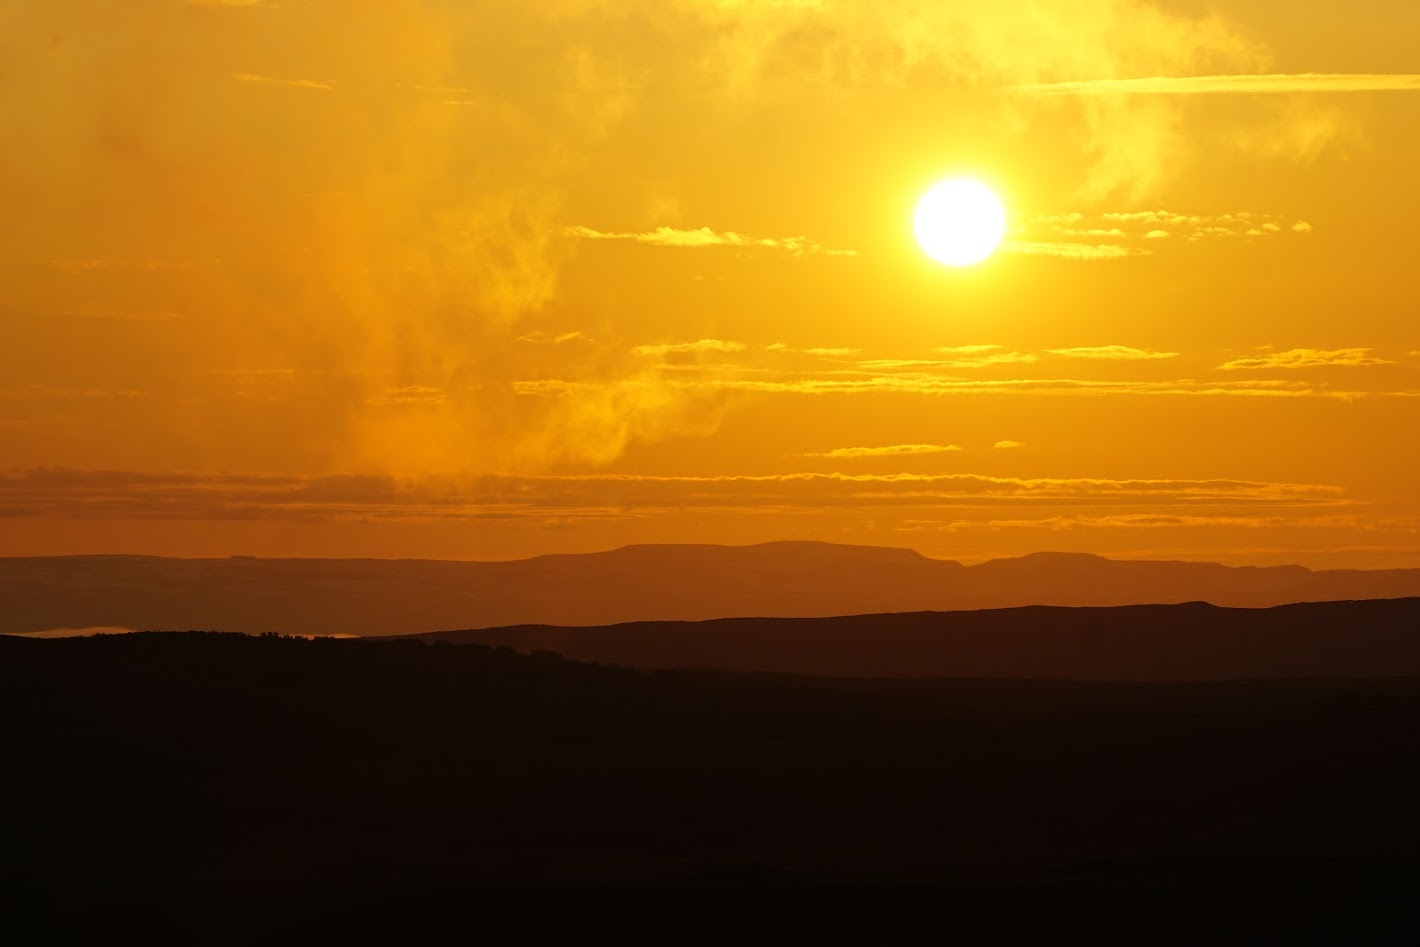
(4, 631, 1420, 942)
(6, 542, 1420, 636)
(404, 598, 1420, 680)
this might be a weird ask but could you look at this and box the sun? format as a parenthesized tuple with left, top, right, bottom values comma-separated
(913, 178, 1007, 267)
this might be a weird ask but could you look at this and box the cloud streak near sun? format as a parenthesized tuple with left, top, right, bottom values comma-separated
(1008, 210, 1313, 260)
(567, 225, 856, 257)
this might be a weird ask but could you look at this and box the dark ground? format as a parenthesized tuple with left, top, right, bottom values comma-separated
(404, 597, 1420, 679)
(4, 631, 1420, 943)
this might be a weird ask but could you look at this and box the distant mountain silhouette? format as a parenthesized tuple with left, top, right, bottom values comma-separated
(404, 598, 1420, 680)
(5, 541, 1420, 636)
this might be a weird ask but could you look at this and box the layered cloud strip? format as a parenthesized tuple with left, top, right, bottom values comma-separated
(1007, 210, 1313, 260)
(0, 468, 1353, 523)
(508, 340, 1416, 403)
(1012, 73, 1420, 96)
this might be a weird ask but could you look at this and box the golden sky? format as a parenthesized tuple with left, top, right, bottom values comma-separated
(3, 0, 1419, 566)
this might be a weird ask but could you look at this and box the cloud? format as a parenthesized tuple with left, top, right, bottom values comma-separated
(993, 441, 1024, 450)
(1001, 241, 1146, 261)
(1219, 349, 1395, 370)
(801, 444, 962, 459)
(567, 225, 855, 257)
(1011, 210, 1312, 259)
(934, 345, 1003, 356)
(518, 369, 1402, 401)
(632, 339, 748, 357)
(1011, 73, 1420, 96)
(764, 343, 862, 357)
(0, 468, 1350, 524)
(515, 330, 593, 345)
(365, 385, 448, 407)
(854, 352, 1038, 370)
(1293, 221, 1314, 233)
(0, 0, 1375, 483)
(0, 385, 146, 400)
(12, 626, 143, 638)
(230, 73, 332, 90)
(909, 512, 1410, 534)
(1048, 346, 1178, 361)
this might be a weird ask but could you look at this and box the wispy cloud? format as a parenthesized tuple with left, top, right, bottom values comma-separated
(1219, 348, 1394, 370)
(1011, 73, 1420, 96)
(231, 73, 332, 91)
(633, 339, 747, 357)
(934, 345, 1004, 356)
(1048, 346, 1178, 361)
(993, 441, 1025, 450)
(567, 225, 856, 257)
(765, 343, 862, 357)
(855, 351, 1038, 370)
(1001, 241, 1144, 261)
(800, 444, 962, 459)
(515, 330, 593, 345)
(1014, 210, 1314, 261)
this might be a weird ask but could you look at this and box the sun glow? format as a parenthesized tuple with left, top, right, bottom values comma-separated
(913, 179, 1007, 267)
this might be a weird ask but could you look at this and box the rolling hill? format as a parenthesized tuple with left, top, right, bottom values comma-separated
(404, 598, 1420, 680)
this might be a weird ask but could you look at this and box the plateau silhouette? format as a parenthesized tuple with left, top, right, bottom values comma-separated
(6, 542, 1420, 636)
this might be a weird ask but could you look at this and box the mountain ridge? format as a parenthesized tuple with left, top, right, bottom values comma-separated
(4, 541, 1420, 636)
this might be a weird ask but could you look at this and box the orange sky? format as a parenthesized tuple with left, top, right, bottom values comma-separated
(2, 0, 1419, 567)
